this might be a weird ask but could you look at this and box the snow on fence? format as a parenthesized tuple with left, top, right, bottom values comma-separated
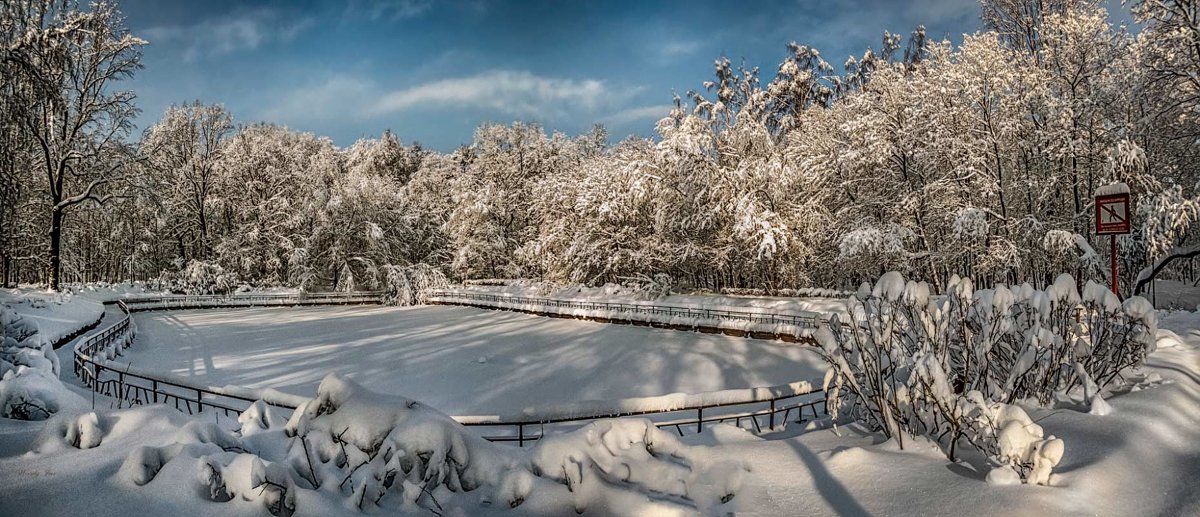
(71, 292, 834, 446)
(117, 290, 386, 311)
(425, 289, 825, 340)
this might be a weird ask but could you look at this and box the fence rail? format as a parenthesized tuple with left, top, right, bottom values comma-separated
(117, 291, 386, 311)
(425, 290, 824, 330)
(72, 290, 833, 446)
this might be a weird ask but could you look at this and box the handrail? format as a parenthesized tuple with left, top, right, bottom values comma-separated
(425, 289, 824, 330)
(72, 290, 833, 446)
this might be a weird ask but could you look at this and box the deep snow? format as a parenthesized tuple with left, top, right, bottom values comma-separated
(124, 305, 829, 416)
(2, 291, 1198, 516)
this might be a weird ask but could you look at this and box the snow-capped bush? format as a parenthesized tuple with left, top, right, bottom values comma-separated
(380, 264, 450, 306)
(0, 304, 68, 420)
(463, 278, 512, 286)
(815, 271, 1157, 484)
(619, 273, 675, 299)
(103, 374, 743, 515)
(156, 259, 241, 295)
(721, 287, 853, 298)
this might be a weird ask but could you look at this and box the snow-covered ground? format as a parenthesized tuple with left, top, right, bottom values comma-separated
(2, 291, 1198, 516)
(1147, 278, 1200, 310)
(125, 305, 829, 416)
(702, 311, 1200, 516)
(0, 288, 105, 346)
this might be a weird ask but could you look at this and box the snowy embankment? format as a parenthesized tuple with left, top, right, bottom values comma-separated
(0, 288, 105, 347)
(1, 288, 109, 423)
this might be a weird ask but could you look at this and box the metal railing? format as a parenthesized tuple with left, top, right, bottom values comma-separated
(73, 292, 386, 417)
(457, 385, 830, 446)
(425, 290, 824, 330)
(118, 291, 385, 311)
(72, 290, 834, 445)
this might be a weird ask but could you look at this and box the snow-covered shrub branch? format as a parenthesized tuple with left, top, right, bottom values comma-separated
(85, 374, 745, 515)
(619, 273, 675, 299)
(155, 259, 241, 295)
(380, 264, 450, 306)
(815, 271, 1157, 483)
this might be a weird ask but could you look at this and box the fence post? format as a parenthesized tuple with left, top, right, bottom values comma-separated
(769, 399, 775, 430)
(518, 424, 525, 447)
(153, 380, 159, 403)
(697, 408, 703, 434)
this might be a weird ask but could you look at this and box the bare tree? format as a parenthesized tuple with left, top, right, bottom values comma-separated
(2, 0, 144, 290)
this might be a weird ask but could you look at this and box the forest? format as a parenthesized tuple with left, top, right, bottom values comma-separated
(2, 0, 1199, 295)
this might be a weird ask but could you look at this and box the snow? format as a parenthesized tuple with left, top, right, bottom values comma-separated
(0, 288, 105, 347)
(1145, 278, 1200, 310)
(1, 301, 90, 421)
(1094, 182, 1130, 196)
(123, 305, 830, 416)
(0, 293, 1197, 516)
(446, 281, 848, 319)
(6, 374, 747, 516)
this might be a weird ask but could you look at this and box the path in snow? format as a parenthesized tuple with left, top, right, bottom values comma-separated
(125, 305, 827, 415)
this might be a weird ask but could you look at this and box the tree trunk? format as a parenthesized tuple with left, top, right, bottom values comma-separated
(48, 208, 63, 290)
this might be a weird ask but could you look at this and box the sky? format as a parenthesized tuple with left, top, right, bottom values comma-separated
(117, 0, 993, 151)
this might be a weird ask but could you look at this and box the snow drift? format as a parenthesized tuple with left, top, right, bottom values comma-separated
(41, 374, 746, 515)
(0, 304, 81, 420)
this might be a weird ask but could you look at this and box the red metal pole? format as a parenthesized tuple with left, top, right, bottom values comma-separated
(1110, 235, 1118, 295)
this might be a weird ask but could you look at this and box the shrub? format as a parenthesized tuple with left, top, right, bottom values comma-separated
(815, 272, 1156, 484)
(156, 260, 240, 295)
(380, 264, 450, 306)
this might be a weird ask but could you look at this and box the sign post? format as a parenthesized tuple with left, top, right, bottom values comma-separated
(1095, 184, 1131, 296)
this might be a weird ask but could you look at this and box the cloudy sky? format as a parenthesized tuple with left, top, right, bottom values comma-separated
(118, 0, 992, 151)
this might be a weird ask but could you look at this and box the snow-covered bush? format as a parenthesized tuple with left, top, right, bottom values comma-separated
(816, 271, 1157, 484)
(619, 273, 675, 299)
(463, 278, 512, 286)
(102, 374, 744, 515)
(156, 259, 241, 295)
(0, 304, 68, 420)
(721, 286, 853, 298)
(380, 264, 450, 306)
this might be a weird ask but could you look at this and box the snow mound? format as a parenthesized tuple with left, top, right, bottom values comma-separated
(0, 304, 84, 420)
(85, 374, 743, 515)
(1155, 329, 1184, 349)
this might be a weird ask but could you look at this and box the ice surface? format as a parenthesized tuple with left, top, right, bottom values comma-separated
(124, 305, 829, 416)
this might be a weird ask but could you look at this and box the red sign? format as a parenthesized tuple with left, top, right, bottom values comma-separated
(1096, 193, 1131, 235)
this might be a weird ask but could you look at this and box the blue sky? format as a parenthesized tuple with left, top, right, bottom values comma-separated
(118, 0, 993, 151)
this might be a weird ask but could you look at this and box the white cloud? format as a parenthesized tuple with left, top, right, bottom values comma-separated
(354, 0, 433, 21)
(142, 9, 314, 61)
(373, 70, 639, 119)
(660, 40, 701, 59)
(259, 76, 380, 125)
(261, 69, 646, 129)
(602, 104, 675, 125)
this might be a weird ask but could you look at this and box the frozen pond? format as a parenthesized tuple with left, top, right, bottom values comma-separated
(127, 305, 827, 415)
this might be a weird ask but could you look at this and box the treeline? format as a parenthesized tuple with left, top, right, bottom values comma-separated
(3, 0, 1199, 294)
